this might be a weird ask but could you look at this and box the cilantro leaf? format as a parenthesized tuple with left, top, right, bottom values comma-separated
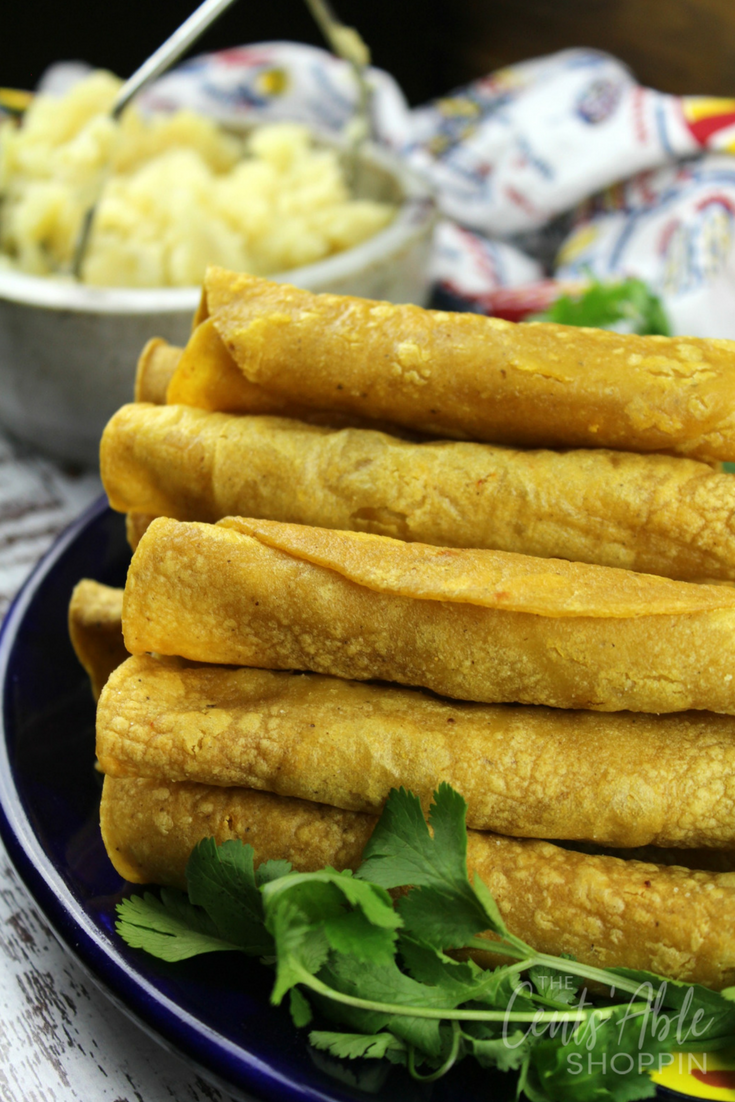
(256, 859, 293, 886)
(262, 867, 401, 1004)
(398, 882, 498, 951)
(461, 1028, 529, 1071)
(262, 868, 401, 931)
(535, 276, 671, 335)
(323, 909, 397, 965)
(309, 1045, 396, 1091)
(317, 953, 468, 1058)
(309, 1030, 406, 1061)
(186, 838, 273, 955)
(289, 987, 313, 1028)
(610, 968, 735, 1049)
(114, 788, 730, 1102)
(398, 934, 526, 1011)
(387, 1014, 444, 1061)
(321, 949, 469, 1012)
(529, 963, 582, 1007)
(355, 786, 448, 889)
(527, 1005, 666, 1102)
(268, 895, 332, 1005)
(357, 785, 508, 948)
(115, 889, 240, 961)
(308, 968, 444, 1061)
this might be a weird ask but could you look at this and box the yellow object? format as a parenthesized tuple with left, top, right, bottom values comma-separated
(652, 1048, 735, 1099)
(0, 73, 394, 286)
(68, 579, 127, 700)
(163, 320, 400, 432)
(102, 399, 735, 580)
(201, 268, 735, 461)
(97, 652, 735, 848)
(122, 516, 735, 714)
(134, 339, 183, 405)
(0, 88, 33, 116)
(165, 318, 300, 415)
(682, 97, 735, 123)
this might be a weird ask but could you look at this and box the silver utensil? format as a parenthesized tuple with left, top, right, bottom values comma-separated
(71, 0, 240, 279)
(303, 0, 373, 186)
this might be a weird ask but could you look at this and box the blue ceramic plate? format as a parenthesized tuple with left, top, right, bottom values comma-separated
(0, 498, 706, 1102)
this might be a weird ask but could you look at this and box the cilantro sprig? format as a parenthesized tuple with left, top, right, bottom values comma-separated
(116, 784, 735, 1100)
(534, 276, 671, 335)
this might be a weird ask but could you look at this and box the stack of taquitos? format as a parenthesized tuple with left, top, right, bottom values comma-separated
(90, 632, 735, 988)
(88, 514, 735, 987)
(107, 274, 735, 580)
(90, 273, 735, 990)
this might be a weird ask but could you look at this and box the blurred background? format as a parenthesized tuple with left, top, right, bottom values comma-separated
(6, 0, 735, 462)
(9, 0, 735, 101)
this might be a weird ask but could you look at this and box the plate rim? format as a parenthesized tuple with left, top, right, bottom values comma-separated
(0, 495, 349, 1102)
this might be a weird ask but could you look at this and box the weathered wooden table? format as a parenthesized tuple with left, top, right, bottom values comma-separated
(0, 427, 243, 1102)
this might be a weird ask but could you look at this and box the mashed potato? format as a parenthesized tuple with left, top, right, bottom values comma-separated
(0, 71, 396, 287)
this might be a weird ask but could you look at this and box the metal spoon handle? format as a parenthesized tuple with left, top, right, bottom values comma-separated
(72, 0, 239, 277)
(111, 0, 240, 119)
(303, 0, 372, 189)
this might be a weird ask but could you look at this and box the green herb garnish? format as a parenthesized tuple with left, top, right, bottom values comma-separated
(116, 784, 735, 1100)
(535, 276, 671, 335)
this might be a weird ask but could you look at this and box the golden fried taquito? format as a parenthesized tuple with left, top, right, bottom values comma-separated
(103, 401, 735, 580)
(200, 268, 735, 461)
(130, 340, 184, 546)
(165, 318, 411, 434)
(68, 579, 127, 700)
(101, 777, 373, 886)
(125, 512, 155, 551)
(98, 654, 735, 848)
(134, 338, 183, 405)
(165, 318, 286, 414)
(123, 516, 735, 714)
(100, 776, 735, 989)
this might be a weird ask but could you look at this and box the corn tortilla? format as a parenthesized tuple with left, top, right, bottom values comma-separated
(100, 775, 735, 989)
(122, 517, 735, 714)
(98, 653, 735, 848)
(103, 401, 735, 580)
(202, 268, 735, 461)
(68, 579, 127, 700)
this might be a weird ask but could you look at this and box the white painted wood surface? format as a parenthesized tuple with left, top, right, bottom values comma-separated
(0, 427, 244, 1102)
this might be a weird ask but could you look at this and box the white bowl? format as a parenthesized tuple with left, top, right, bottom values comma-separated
(0, 143, 436, 466)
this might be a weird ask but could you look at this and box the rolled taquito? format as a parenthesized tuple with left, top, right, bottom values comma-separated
(134, 338, 183, 405)
(126, 512, 156, 551)
(128, 340, 184, 547)
(165, 317, 293, 415)
(123, 516, 735, 714)
(100, 775, 735, 989)
(103, 401, 735, 580)
(68, 579, 128, 700)
(197, 267, 735, 461)
(165, 317, 413, 435)
(98, 653, 735, 849)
